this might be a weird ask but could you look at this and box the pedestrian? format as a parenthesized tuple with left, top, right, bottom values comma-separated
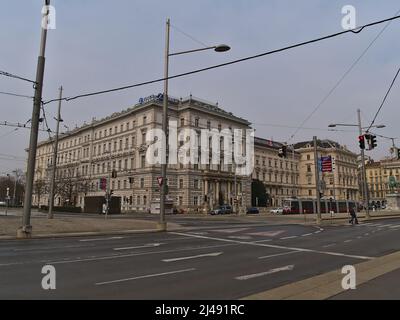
(102, 203, 107, 215)
(349, 206, 358, 225)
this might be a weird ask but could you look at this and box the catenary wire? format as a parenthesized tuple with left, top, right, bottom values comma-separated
(42, 14, 400, 106)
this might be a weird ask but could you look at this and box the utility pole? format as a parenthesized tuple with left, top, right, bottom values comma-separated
(159, 18, 170, 231)
(358, 109, 370, 219)
(313, 136, 321, 223)
(106, 151, 112, 219)
(48, 86, 62, 219)
(18, 0, 50, 238)
(12, 170, 18, 207)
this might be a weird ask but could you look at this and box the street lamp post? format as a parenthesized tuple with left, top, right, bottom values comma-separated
(328, 110, 386, 220)
(159, 18, 230, 231)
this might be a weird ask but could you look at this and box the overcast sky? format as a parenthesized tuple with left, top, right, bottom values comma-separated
(1, 0, 399, 173)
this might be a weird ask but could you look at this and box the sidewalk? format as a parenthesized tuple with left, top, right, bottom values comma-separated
(242, 250, 400, 300)
(0, 215, 182, 240)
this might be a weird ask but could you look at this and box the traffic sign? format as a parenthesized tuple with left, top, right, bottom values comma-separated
(157, 176, 164, 187)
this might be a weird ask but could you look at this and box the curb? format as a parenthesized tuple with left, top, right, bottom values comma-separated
(0, 226, 185, 240)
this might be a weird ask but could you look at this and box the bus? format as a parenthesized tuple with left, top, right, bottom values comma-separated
(282, 198, 357, 214)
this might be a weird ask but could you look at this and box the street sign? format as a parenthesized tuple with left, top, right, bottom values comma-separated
(157, 176, 164, 187)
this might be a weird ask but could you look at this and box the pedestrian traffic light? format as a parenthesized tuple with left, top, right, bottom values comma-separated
(358, 135, 365, 150)
(278, 145, 287, 158)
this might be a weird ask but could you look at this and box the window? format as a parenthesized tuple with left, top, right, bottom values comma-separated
(309, 190, 312, 196)
(125, 138, 129, 149)
(180, 118, 185, 127)
(179, 179, 184, 189)
(194, 179, 199, 189)
(124, 159, 128, 170)
(123, 180, 127, 189)
(118, 160, 122, 170)
(141, 155, 146, 168)
(195, 118, 199, 127)
(194, 196, 199, 206)
(117, 180, 121, 189)
(307, 164, 311, 173)
(307, 154, 311, 160)
(179, 196, 183, 205)
(140, 178, 144, 188)
(207, 121, 211, 129)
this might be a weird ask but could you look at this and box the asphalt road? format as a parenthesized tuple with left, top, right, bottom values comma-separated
(1, 217, 400, 299)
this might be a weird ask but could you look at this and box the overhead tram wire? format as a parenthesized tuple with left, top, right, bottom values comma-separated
(0, 91, 33, 99)
(366, 67, 400, 132)
(0, 70, 36, 85)
(287, 8, 400, 143)
(42, 14, 400, 106)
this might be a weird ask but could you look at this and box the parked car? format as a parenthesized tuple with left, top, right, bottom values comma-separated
(210, 205, 233, 215)
(246, 207, 260, 214)
(269, 207, 283, 214)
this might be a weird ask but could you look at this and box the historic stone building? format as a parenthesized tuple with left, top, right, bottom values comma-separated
(294, 139, 359, 201)
(253, 137, 301, 207)
(33, 94, 253, 213)
(366, 157, 400, 204)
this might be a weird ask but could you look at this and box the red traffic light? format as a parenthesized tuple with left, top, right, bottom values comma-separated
(358, 135, 365, 150)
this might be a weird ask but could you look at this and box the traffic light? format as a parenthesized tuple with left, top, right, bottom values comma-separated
(358, 135, 365, 150)
(278, 145, 287, 158)
(370, 135, 377, 150)
(99, 178, 107, 191)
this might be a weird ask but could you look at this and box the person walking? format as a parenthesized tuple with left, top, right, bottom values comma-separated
(349, 206, 359, 225)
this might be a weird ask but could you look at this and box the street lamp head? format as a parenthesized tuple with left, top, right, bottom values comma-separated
(214, 44, 231, 53)
(328, 124, 337, 128)
(376, 125, 386, 129)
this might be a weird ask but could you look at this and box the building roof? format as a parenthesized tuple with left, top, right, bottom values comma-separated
(37, 94, 251, 147)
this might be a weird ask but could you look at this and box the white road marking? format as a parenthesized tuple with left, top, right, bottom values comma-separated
(113, 243, 163, 251)
(364, 233, 370, 236)
(47, 243, 236, 265)
(79, 236, 124, 242)
(211, 228, 250, 234)
(248, 231, 285, 237)
(13, 244, 93, 252)
(280, 236, 298, 240)
(171, 232, 374, 260)
(357, 236, 363, 239)
(389, 225, 400, 229)
(228, 236, 252, 240)
(162, 252, 223, 262)
(322, 243, 336, 248)
(235, 265, 294, 280)
(344, 240, 352, 243)
(253, 239, 272, 243)
(301, 233, 313, 237)
(258, 251, 299, 260)
(95, 268, 196, 285)
(314, 231, 321, 234)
